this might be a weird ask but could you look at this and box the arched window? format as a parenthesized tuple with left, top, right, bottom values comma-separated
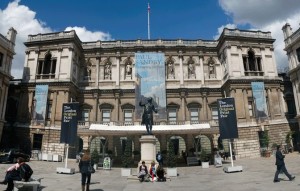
(243, 50, 262, 76)
(37, 52, 56, 79)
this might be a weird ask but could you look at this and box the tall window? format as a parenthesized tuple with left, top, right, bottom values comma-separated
(37, 53, 56, 79)
(102, 110, 111, 124)
(82, 110, 89, 122)
(248, 100, 254, 117)
(0, 52, 3, 67)
(168, 109, 177, 124)
(46, 103, 52, 119)
(190, 108, 199, 124)
(243, 50, 263, 76)
(124, 110, 133, 123)
(296, 47, 300, 62)
(211, 107, 219, 121)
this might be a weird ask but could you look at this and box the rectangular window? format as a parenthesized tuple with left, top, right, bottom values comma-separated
(296, 47, 300, 62)
(46, 103, 52, 119)
(124, 110, 133, 122)
(102, 110, 111, 123)
(32, 134, 43, 150)
(168, 109, 177, 124)
(190, 108, 199, 122)
(211, 107, 219, 120)
(0, 52, 3, 67)
(82, 110, 89, 122)
(248, 101, 254, 117)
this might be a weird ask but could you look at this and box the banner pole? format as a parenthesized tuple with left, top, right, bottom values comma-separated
(65, 143, 69, 168)
(229, 140, 234, 167)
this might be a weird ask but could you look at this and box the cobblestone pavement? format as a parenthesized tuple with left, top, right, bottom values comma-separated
(0, 152, 300, 191)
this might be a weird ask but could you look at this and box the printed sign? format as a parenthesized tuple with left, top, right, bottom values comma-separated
(33, 85, 48, 124)
(217, 98, 238, 139)
(60, 103, 79, 145)
(135, 52, 167, 120)
(251, 82, 268, 122)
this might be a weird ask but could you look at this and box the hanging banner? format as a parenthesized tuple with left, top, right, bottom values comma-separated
(217, 98, 238, 139)
(33, 85, 48, 124)
(60, 102, 79, 145)
(251, 82, 268, 122)
(135, 53, 167, 120)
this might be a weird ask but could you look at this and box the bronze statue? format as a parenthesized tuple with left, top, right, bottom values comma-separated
(139, 97, 158, 135)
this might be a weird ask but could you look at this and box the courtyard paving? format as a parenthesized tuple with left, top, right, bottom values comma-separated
(1, 152, 300, 191)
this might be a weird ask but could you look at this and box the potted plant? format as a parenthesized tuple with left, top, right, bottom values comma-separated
(285, 131, 294, 152)
(200, 149, 210, 168)
(121, 139, 132, 176)
(132, 150, 140, 164)
(167, 141, 177, 176)
(91, 148, 100, 170)
(260, 131, 271, 157)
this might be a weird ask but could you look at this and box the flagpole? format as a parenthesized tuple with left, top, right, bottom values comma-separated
(148, 3, 150, 40)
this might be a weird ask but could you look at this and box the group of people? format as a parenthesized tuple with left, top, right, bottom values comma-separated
(0, 157, 33, 191)
(138, 151, 166, 182)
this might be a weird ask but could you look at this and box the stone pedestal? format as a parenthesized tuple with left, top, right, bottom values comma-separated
(138, 135, 157, 168)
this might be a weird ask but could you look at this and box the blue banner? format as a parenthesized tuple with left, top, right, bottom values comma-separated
(251, 82, 268, 122)
(33, 85, 48, 124)
(135, 53, 167, 120)
(217, 98, 238, 139)
(60, 103, 79, 145)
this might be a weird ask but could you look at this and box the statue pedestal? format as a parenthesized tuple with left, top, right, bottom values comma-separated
(138, 135, 157, 168)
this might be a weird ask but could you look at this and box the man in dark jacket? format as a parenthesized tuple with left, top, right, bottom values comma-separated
(273, 145, 295, 182)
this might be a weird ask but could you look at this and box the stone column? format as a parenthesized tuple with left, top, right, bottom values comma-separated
(266, 88, 273, 119)
(179, 51, 184, 87)
(96, 56, 101, 88)
(116, 52, 120, 88)
(93, 93, 99, 122)
(199, 54, 204, 85)
(243, 88, 250, 120)
(56, 48, 62, 79)
(51, 92, 57, 126)
(180, 90, 186, 121)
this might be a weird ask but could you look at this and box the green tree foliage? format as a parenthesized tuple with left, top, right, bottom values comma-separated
(121, 139, 133, 168)
(91, 148, 100, 164)
(167, 141, 177, 168)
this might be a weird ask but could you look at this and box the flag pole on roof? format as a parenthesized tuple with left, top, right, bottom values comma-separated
(148, 2, 151, 40)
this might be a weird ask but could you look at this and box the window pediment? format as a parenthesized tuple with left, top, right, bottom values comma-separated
(99, 103, 114, 110)
(121, 103, 135, 110)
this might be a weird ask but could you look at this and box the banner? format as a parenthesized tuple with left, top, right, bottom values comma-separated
(251, 82, 268, 122)
(33, 85, 48, 124)
(217, 98, 238, 139)
(135, 53, 167, 120)
(60, 102, 79, 145)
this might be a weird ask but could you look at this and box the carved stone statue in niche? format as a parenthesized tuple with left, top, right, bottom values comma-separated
(208, 59, 215, 78)
(104, 64, 111, 80)
(188, 58, 195, 79)
(167, 58, 175, 79)
(125, 63, 132, 77)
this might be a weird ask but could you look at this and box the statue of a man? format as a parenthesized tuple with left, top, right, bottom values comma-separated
(139, 97, 158, 135)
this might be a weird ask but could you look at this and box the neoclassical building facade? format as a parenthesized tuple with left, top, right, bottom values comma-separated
(0, 28, 17, 143)
(4, 28, 297, 161)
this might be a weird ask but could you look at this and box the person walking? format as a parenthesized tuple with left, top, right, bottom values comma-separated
(156, 151, 163, 166)
(273, 145, 295, 182)
(79, 150, 92, 191)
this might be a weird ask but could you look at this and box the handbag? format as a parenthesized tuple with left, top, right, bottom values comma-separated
(88, 165, 95, 173)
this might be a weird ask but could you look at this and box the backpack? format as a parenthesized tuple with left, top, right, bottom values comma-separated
(157, 154, 162, 161)
(19, 163, 33, 181)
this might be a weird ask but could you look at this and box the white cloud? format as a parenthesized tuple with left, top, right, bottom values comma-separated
(0, 1, 113, 79)
(218, 0, 300, 71)
(0, 0, 52, 79)
(214, 23, 237, 40)
(65, 26, 112, 42)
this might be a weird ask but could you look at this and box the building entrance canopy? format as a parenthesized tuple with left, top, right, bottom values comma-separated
(89, 123, 210, 135)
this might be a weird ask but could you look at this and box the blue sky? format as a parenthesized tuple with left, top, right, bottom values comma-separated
(1, 0, 300, 78)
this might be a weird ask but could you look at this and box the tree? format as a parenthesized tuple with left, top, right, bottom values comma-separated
(91, 148, 100, 165)
(121, 139, 133, 168)
(167, 141, 177, 168)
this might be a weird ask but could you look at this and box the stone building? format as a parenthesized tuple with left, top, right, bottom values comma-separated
(4, 28, 297, 161)
(0, 28, 17, 143)
(283, 23, 300, 128)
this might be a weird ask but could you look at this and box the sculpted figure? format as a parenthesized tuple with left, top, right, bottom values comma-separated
(139, 97, 158, 135)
